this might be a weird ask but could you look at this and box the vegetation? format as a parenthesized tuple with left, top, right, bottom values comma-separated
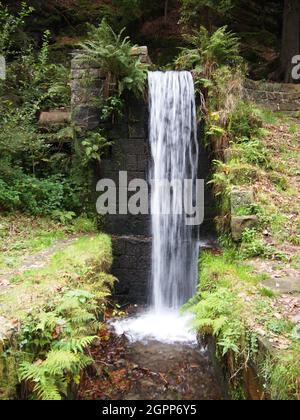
(0, 8, 146, 218)
(184, 251, 300, 400)
(0, 231, 115, 400)
(1, 0, 300, 402)
(77, 19, 148, 120)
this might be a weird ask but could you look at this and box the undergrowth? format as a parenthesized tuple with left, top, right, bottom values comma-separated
(0, 235, 116, 400)
(184, 251, 300, 400)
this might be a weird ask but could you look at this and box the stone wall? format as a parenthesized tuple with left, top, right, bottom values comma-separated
(245, 79, 300, 112)
(71, 56, 106, 131)
(100, 94, 150, 237)
(100, 96, 151, 304)
(112, 236, 151, 304)
(71, 49, 151, 304)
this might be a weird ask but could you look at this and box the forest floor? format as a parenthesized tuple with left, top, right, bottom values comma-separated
(248, 116, 300, 347)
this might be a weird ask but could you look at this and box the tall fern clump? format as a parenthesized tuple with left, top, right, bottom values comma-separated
(77, 19, 148, 109)
(175, 25, 244, 151)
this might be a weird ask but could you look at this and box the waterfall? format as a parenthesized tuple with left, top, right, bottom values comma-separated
(112, 71, 200, 343)
(148, 71, 199, 311)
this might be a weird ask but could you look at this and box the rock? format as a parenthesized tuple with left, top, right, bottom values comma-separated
(231, 187, 255, 215)
(291, 314, 300, 324)
(0, 316, 16, 343)
(231, 215, 258, 241)
(130, 46, 152, 64)
(262, 277, 300, 294)
(244, 78, 300, 112)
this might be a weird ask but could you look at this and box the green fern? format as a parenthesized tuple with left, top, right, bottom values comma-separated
(19, 350, 93, 400)
(175, 25, 241, 76)
(77, 19, 147, 98)
(54, 336, 98, 353)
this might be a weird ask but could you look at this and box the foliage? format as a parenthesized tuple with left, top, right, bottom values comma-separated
(180, 0, 236, 27)
(2, 235, 116, 400)
(261, 344, 300, 400)
(186, 250, 300, 399)
(175, 25, 244, 162)
(228, 101, 263, 139)
(175, 25, 242, 77)
(78, 19, 148, 98)
(99, 0, 143, 31)
(18, 290, 99, 400)
(1, 29, 70, 113)
(81, 131, 113, 166)
(0, 1, 34, 55)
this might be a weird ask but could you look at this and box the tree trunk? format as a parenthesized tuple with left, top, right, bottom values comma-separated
(280, 0, 300, 83)
(164, 0, 169, 24)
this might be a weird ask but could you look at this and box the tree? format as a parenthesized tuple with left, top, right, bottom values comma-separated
(280, 0, 300, 82)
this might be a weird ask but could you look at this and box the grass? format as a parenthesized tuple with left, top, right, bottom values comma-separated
(0, 234, 112, 320)
(0, 214, 97, 270)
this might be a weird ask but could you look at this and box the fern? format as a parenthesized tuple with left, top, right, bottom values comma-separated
(175, 25, 241, 77)
(77, 19, 147, 98)
(54, 336, 98, 353)
(19, 350, 93, 400)
(17, 285, 107, 400)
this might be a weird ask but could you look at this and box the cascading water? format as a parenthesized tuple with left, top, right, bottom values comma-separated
(113, 71, 200, 343)
(149, 71, 199, 312)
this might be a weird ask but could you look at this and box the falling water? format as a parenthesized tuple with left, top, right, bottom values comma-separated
(148, 71, 199, 311)
(112, 71, 200, 343)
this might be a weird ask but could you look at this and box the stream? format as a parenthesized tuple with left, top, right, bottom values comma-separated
(78, 314, 225, 401)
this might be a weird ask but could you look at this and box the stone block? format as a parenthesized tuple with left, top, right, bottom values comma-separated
(262, 277, 300, 294)
(39, 110, 71, 125)
(72, 105, 101, 130)
(128, 122, 146, 139)
(231, 187, 255, 215)
(231, 215, 258, 241)
(126, 154, 138, 171)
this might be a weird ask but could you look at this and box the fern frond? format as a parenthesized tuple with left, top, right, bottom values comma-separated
(54, 336, 97, 353)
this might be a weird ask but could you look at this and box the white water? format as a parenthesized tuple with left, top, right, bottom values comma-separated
(112, 71, 199, 343)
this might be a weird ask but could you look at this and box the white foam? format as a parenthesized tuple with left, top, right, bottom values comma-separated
(111, 310, 197, 344)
